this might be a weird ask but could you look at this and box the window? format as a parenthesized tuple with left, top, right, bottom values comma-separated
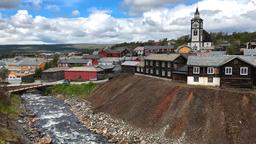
(146, 68, 149, 74)
(167, 71, 171, 77)
(150, 61, 153, 66)
(194, 76, 199, 82)
(207, 67, 214, 74)
(156, 69, 159, 75)
(225, 67, 232, 75)
(193, 30, 198, 36)
(167, 62, 171, 68)
(208, 77, 213, 83)
(156, 61, 159, 67)
(240, 67, 248, 75)
(137, 67, 140, 72)
(146, 61, 149, 66)
(140, 68, 144, 72)
(162, 62, 166, 68)
(150, 69, 153, 74)
(162, 71, 166, 76)
(193, 67, 200, 74)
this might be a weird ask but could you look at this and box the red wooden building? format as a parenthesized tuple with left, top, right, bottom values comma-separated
(99, 47, 130, 57)
(64, 67, 98, 81)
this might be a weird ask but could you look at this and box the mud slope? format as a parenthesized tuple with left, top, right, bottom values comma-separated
(88, 74, 256, 144)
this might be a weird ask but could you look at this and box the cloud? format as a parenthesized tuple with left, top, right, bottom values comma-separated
(45, 4, 60, 12)
(0, 0, 255, 44)
(72, 10, 80, 17)
(0, 0, 20, 9)
(121, 0, 185, 15)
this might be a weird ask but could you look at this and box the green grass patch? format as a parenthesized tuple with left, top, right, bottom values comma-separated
(0, 95, 22, 119)
(46, 83, 97, 99)
(0, 127, 17, 142)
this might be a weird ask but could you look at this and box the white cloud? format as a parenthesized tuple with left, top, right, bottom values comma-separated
(0, 0, 255, 44)
(72, 10, 80, 17)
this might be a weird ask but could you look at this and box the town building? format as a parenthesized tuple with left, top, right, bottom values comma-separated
(83, 54, 101, 65)
(246, 41, 256, 49)
(121, 61, 140, 73)
(141, 54, 187, 79)
(187, 8, 214, 51)
(99, 47, 130, 57)
(41, 67, 68, 82)
(64, 67, 99, 81)
(187, 55, 256, 88)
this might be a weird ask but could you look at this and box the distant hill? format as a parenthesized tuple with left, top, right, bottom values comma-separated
(0, 44, 112, 55)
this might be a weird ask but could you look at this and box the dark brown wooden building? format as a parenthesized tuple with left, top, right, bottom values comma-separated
(142, 54, 187, 79)
(42, 67, 68, 82)
(220, 56, 256, 88)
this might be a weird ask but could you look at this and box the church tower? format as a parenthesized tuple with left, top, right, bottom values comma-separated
(190, 7, 204, 50)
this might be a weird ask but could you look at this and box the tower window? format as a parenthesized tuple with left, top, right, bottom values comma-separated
(193, 30, 198, 36)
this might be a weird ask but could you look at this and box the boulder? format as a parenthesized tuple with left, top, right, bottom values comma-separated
(37, 135, 52, 144)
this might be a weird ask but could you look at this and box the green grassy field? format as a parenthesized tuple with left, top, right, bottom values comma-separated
(46, 83, 97, 99)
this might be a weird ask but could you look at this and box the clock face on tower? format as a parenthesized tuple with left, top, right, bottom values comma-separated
(192, 22, 199, 28)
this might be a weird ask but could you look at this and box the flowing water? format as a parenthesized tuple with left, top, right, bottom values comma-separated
(21, 93, 108, 144)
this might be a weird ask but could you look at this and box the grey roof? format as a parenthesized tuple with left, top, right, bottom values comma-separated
(19, 58, 45, 66)
(98, 64, 115, 70)
(187, 55, 256, 67)
(208, 51, 227, 56)
(144, 54, 181, 61)
(105, 47, 129, 53)
(113, 65, 122, 72)
(144, 46, 175, 50)
(43, 67, 69, 73)
(59, 58, 89, 64)
(0, 61, 6, 66)
(187, 56, 233, 67)
(83, 55, 101, 59)
(244, 49, 256, 56)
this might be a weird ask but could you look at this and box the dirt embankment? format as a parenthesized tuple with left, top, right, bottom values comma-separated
(88, 74, 256, 144)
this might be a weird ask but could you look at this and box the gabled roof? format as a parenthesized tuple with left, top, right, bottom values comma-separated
(83, 55, 101, 59)
(144, 54, 181, 61)
(43, 67, 69, 73)
(66, 67, 97, 72)
(59, 58, 89, 64)
(187, 55, 256, 67)
(187, 56, 233, 67)
(208, 51, 227, 56)
(121, 61, 140, 66)
(98, 64, 115, 70)
(144, 46, 175, 50)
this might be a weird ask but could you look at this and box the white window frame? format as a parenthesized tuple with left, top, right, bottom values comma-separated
(167, 71, 171, 77)
(146, 68, 149, 74)
(150, 61, 153, 66)
(150, 69, 153, 74)
(162, 70, 166, 76)
(136, 67, 140, 72)
(240, 67, 248, 75)
(140, 68, 144, 72)
(194, 76, 199, 82)
(156, 61, 159, 67)
(167, 62, 171, 68)
(145, 61, 149, 66)
(162, 62, 166, 68)
(156, 69, 159, 75)
(207, 67, 214, 74)
(193, 67, 200, 74)
(225, 67, 232, 75)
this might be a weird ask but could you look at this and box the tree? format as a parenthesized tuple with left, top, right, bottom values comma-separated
(0, 68, 9, 82)
(35, 68, 42, 79)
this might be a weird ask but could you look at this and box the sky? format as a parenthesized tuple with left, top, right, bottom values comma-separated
(0, 0, 255, 44)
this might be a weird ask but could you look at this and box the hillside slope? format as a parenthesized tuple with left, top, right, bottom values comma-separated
(87, 74, 256, 144)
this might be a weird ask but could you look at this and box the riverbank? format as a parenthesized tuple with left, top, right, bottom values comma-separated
(66, 99, 173, 143)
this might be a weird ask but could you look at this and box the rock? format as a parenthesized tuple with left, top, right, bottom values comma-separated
(140, 140, 147, 144)
(37, 135, 52, 144)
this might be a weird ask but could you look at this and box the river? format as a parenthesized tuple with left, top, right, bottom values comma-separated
(21, 93, 108, 144)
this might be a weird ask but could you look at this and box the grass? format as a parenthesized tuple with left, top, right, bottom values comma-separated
(0, 95, 22, 143)
(46, 83, 97, 99)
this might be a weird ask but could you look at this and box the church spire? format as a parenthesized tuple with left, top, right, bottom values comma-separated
(194, 7, 200, 18)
